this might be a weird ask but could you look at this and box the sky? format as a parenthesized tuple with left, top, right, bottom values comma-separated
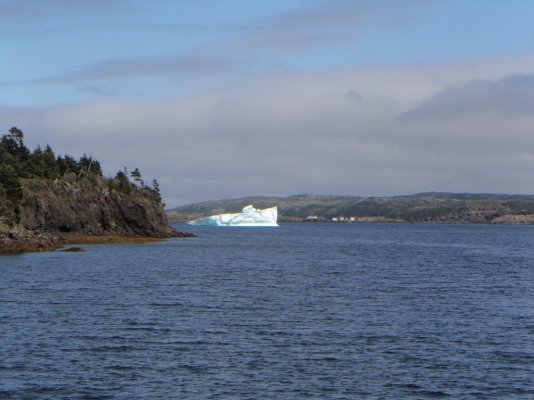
(2, 0, 534, 206)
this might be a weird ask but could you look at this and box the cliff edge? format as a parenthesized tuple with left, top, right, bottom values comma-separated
(1, 174, 192, 253)
(21, 174, 176, 238)
(0, 127, 192, 253)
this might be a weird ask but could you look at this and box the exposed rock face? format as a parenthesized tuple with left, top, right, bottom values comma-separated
(0, 229, 61, 253)
(19, 176, 176, 238)
(491, 214, 534, 224)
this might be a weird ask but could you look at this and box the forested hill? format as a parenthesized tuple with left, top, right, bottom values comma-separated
(167, 193, 534, 224)
(0, 127, 185, 252)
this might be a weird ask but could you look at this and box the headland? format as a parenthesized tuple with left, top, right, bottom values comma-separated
(0, 127, 193, 254)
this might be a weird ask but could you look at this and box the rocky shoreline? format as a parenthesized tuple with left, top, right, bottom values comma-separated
(0, 173, 198, 254)
(0, 229, 196, 254)
(0, 229, 62, 254)
(0, 128, 196, 254)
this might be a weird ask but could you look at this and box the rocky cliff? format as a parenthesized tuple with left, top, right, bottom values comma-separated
(20, 174, 175, 237)
(0, 229, 61, 253)
(0, 174, 191, 253)
(0, 127, 193, 253)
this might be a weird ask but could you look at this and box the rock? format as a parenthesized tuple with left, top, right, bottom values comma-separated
(1, 175, 195, 254)
(170, 229, 197, 238)
(0, 229, 62, 254)
(19, 176, 191, 238)
(61, 247, 86, 252)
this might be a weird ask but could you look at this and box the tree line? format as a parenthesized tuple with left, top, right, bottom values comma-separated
(0, 127, 161, 226)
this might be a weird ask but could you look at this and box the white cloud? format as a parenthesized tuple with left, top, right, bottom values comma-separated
(2, 55, 534, 206)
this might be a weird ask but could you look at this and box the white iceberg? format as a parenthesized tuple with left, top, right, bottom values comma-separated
(187, 205, 278, 227)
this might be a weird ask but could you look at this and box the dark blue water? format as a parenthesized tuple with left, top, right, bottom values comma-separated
(1, 223, 533, 399)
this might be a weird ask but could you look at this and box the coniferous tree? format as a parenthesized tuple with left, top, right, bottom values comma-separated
(91, 159, 102, 176)
(79, 154, 92, 175)
(150, 179, 162, 202)
(0, 146, 17, 170)
(58, 155, 80, 175)
(8, 127, 24, 145)
(130, 168, 143, 187)
(114, 170, 131, 193)
(1, 127, 26, 157)
(29, 146, 45, 178)
(43, 145, 59, 179)
(77, 154, 100, 184)
(0, 127, 171, 224)
(0, 127, 29, 176)
(0, 164, 22, 202)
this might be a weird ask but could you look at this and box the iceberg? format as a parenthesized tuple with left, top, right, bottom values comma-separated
(187, 205, 278, 227)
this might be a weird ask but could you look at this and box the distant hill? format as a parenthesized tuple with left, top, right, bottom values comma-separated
(167, 193, 534, 224)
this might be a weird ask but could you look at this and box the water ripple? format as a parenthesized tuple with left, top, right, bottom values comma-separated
(1, 224, 533, 398)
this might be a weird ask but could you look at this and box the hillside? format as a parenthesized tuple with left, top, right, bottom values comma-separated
(167, 193, 534, 224)
(0, 127, 190, 253)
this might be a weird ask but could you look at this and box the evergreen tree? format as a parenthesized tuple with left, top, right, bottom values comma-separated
(0, 164, 22, 202)
(8, 127, 24, 145)
(43, 145, 59, 179)
(91, 159, 102, 176)
(114, 170, 131, 193)
(150, 179, 162, 202)
(79, 154, 102, 178)
(57, 155, 80, 175)
(0, 146, 17, 170)
(130, 168, 144, 186)
(0, 162, 22, 226)
(0, 127, 29, 175)
(29, 146, 45, 178)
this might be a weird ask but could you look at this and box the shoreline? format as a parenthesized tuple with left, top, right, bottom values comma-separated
(170, 218, 534, 225)
(0, 230, 195, 255)
(59, 234, 170, 245)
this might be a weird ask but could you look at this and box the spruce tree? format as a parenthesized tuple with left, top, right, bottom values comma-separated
(0, 164, 22, 202)
(43, 145, 59, 179)
(130, 168, 144, 187)
(150, 179, 162, 202)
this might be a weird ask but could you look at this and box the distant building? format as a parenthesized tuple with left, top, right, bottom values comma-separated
(332, 216, 356, 222)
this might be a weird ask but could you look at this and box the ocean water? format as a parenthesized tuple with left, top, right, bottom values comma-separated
(1, 223, 533, 399)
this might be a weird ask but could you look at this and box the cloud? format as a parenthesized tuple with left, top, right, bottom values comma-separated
(400, 73, 534, 120)
(36, 55, 243, 84)
(2, 57, 534, 206)
(198, 0, 425, 57)
(394, 72, 534, 159)
(1, 0, 426, 90)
